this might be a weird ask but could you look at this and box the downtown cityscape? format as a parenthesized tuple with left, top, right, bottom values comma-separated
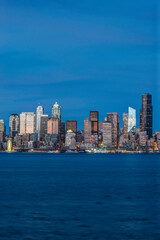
(0, 93, 159, 153)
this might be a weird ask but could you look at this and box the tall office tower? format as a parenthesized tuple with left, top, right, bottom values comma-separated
(107, 113, 119, 148)
(0, 120, 5, 142)
(66, 121, 77, 133)
(47, 118, 59, 135)
(123, 113, 128, 139)
(36, 105, 44, 132)
(52, 102, 61, 120)
(84, 119, 91, 143)
(20, 112, 35, 135)
(9, 114, 20, 137)
(140, 94, 153, 138)
(90, 111, 99, 135)
(103, 122, 112, 148)
(60, 122, 65, 145)
(128, 107, 136, 133)
(40, 115, 48, 141)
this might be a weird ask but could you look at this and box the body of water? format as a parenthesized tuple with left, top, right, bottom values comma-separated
(0, 153, 160, 239)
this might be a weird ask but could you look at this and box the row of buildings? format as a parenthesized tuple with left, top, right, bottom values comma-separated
(0, 94, 159, 152)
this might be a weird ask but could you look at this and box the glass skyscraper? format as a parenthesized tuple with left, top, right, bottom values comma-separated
(128, 107, 136, 133)
(52, 102, 61, 120)
(140, 94, 152, 138)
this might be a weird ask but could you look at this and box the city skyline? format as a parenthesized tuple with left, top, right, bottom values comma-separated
(0, 0, 158, 132)
(0, 94, 156, 134)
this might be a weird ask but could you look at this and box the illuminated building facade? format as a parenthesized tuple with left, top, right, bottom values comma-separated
(107, 113, 119, 148)
(66, 121, 77, 134)
(9, 114, 20, 137)
(0, 120, 5, 142)
(65, 130, 76, 146)
(103, 122, 112, 148)
(20, 112, 35, 135)
(47, 118, 59, 135)
(84, 119, 91, 143)
(128, 107, 136, 133)
(90, 111, 99, 135)
(36, 105, 44, 133)
(52, 102, 61, 120)
(123, 113, 128, 139)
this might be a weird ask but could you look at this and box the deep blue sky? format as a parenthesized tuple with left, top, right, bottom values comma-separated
(0, 0, 159, 132)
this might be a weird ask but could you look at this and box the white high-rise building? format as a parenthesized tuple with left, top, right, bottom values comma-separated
(20, 112, 35, 135)
(36, 106, 44, 132)
(52, 102, 61, 120)
(128, 107, 136, 132)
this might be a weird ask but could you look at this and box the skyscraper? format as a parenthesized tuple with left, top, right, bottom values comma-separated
(20, 112, 35, 135)
(9, 114, 20, 137)
(123, 113, 128, 139)
(36, 105, 44, 133)
(52, 102, 61, 120)
(66, 121, 77, 134)
(90, 111, 99, 135)
(140, 94, 152, 138)
(84, 119, 91, 143)
(128, 107, 136, 133)
(47, 118, 59, 135)
(0, 120, 5, 143)
(107, 113, 119, 148)
(103, 122, 112, 148)
(40, 115, 48, 141)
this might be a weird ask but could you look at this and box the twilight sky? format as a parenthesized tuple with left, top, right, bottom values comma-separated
(0, 0, 159, 131)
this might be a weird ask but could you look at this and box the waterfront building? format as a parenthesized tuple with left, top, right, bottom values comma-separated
(90, 135, 98, 145)
(47, 118, 59, 135)
(140, 94, 152, 138)
(147, 138, 154, 149)
(52, 102, 61, 120)
(45, 134, 59, 147)
(119, 135, 128, 148)
(40, 115, 48, 141)
(139, 131, 148, 148)
(103, 122, 112, 148)
(20, 112, 35, 135)
(7, 139, 12, 152)
(128, 107, 136, 133)
(65, 130, 76, 146)
(84, 119, 91, 143)
(90, 111, 99, 135)
(107, 113, 119, 148)
(156, 132, 160, 150)
(9, 114, 20, 137)
(123, 113, 128, 139)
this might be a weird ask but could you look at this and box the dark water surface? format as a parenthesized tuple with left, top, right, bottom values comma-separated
(0, 153, 160, 240)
